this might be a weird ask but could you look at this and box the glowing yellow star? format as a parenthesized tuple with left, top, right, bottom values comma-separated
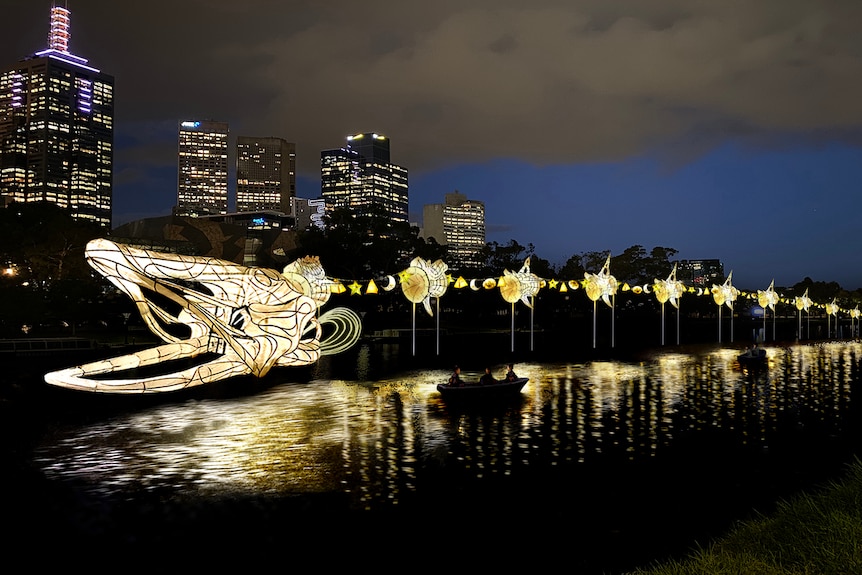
(348, 281, 363, 295)
(548, 279, 558, 289)
(398, 269, 412, 283)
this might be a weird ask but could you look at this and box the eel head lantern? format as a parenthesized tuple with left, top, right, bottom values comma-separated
(44, 239, 361, 393)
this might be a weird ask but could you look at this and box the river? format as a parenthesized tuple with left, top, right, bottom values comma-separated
(2, 337, 860, 573)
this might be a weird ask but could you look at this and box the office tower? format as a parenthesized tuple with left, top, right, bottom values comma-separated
(236, 136, 296, 213)
(0, 4, 114, 227)
(176, 120, 229, 216)
(422, 191, 486, 269)
(320, 132, 408, 224)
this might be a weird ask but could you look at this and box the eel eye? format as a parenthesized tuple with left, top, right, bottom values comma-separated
(230, 308, 249, 330)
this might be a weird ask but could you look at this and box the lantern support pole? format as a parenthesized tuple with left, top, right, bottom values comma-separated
(511, 302, 515, 353)
(436, 297, 440, 356)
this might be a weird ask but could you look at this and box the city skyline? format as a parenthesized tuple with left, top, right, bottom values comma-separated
(2, 2, 862, 289)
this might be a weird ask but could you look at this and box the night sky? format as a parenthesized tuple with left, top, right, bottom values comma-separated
(4, 1, 862, 290)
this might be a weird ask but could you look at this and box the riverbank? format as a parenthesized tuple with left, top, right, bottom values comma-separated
(631, 457, 862, 574)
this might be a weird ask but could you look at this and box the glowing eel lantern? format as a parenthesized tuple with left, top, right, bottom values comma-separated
(653, 263, 686, 345)
(498, 257, 542, 352)
(400, 257, 449, 355)
(794, 288, 813, 340)
(583, 255, 619, 348)
(711, 271, 739, 343)
(757, 280, 780, 342)
(43, 239, 361, 393)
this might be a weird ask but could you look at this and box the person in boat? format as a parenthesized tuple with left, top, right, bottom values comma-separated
(505, 363, 518, 382)
(448, 365, 464, 387)
(742, 343, 764, 358)
(479, 367, 497, 386)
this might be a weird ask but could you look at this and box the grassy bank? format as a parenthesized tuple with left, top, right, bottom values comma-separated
(630, 458, 862, 575)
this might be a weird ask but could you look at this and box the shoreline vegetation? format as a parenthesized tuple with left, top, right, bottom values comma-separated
(630, 457, 862, 575)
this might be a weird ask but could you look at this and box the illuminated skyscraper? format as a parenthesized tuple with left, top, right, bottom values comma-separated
(0, 4, 114, 227)
(320, 132, 408, 224)
(423, 191, 486, 270)
(176, 120, 229, 216)
(236, 136, 295, 213)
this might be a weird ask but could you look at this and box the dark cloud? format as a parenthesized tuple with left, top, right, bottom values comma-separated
(5, 0, 861, 178)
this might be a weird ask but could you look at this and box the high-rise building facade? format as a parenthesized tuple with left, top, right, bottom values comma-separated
(236, 136, 295, 213)
(422, 191, 486, 270)
(0, 4, 114, 227)
(320, 132, 408, 224)
(176, 120, 229, 216)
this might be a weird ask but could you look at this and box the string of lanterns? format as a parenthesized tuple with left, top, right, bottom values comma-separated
(318, 256, 860, 318)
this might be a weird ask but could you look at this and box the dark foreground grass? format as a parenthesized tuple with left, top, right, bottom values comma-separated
(629, 457, 862, 575)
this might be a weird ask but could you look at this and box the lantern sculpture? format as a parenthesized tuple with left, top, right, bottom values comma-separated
(711, 271, 739, 343)
(44, 239, 361, 393)
(757, 280, 780, 342)
(400, 257, 449, 355)
(499, 257, 542, 352)
(794, 288, 813, 340)
(825, 299, 839, 338)
(851, 307, 860, 339)
(583, 255, 618, 348)
(652, 263, 686, 345)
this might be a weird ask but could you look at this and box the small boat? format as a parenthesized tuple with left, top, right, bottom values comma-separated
(737, 348, 767, 369)
(436, 377, 529, 400)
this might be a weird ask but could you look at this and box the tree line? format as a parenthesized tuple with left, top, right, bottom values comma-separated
(0, 202, 859, 338)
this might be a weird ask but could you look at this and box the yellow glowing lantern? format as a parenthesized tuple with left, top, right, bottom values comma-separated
(483, 278, 497, 289)
(711, 272, 738, 310)
(365, 279, 379, 294)
(399, 257, 449, 316)
(454, 276, 468, 289)
(794, 289, 812, 312)
(500, 258, 541, 307)
(583, 256, 617, 307)
(757, 280, 779, 311)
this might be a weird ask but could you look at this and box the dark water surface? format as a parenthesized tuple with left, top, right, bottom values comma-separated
(2, 337, 861, 572)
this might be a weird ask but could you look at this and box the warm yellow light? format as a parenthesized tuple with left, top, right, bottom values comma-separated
(483, 278, 496, 289)
(548, 279, 558, 289)
(454, 276, 468, 289)
(365, 279, 379, 294)
(348, 281, 363, 295)
(559, 283, 568, 292)
(43, 239, 361, 393)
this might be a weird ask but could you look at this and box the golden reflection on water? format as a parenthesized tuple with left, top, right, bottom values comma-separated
(35, 342, 860, 511)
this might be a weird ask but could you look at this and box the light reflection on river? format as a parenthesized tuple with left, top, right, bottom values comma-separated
(34, 341, 859, 516)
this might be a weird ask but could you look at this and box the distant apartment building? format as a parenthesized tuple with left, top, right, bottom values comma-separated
(175, 120, 229, 216)
(423, 191, 486, 270)
(320, 132, 408, 224)
(0, 4, 114, 227)
(236, 136, 295, 213)
(676, 259, 724, 286)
